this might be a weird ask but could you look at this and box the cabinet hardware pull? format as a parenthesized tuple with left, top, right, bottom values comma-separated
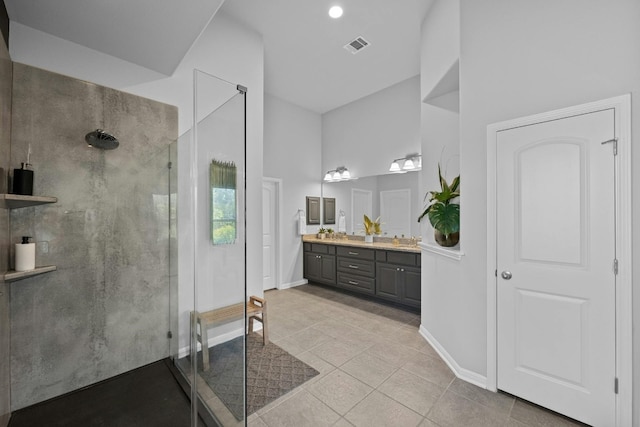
(348, 280, 359, 285)
(348, 265, 359, 269)
(348, 252, 359, 255)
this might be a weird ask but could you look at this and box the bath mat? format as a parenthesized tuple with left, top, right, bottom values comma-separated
(194, 333, 319, 420)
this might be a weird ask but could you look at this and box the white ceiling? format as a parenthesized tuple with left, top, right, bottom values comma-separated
(221, 0, 434, 113)
(4, 0, 225, 75)
(4, 0, 434, 114)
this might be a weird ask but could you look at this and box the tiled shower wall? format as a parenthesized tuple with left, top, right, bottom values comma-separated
(8, 64, 178, 410)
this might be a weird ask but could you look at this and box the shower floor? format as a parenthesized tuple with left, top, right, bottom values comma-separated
(8, 359, 202, 427)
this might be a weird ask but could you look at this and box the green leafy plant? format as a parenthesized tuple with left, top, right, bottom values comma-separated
(418, 164, 460, 238)
(326, 228, 334, 234)
(318, 227, 327, 234)
(363, 215, 382, 235)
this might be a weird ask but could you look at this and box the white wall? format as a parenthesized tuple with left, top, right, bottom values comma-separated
(459, 0, 640, 418)
(418, 0, 640, 419)
(322, 75, 421, 179)
(263, 94, 321, 287)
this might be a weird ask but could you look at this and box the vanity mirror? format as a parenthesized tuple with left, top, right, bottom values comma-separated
(322, 171, 421, 238)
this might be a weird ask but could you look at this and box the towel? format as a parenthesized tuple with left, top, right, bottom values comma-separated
(298, 210, 307, 235)
(338, 212, 346, 233)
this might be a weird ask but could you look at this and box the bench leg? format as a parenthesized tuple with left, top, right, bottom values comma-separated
(199, 316, 210, 371)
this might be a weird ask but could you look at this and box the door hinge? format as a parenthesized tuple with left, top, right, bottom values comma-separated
(167, 331, 173, 339)
(495, 269, 497, 277)
(601, 138, 618, 156)
(613, 259, 619, 275)
(167, 161, 173, 169)
(615, 377, 619, 394)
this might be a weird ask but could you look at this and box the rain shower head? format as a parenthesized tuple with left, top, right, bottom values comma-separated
(85, 129, 119, 150)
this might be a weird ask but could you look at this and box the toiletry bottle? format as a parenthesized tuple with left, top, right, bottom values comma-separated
(13, 162, 34, 195)
(15, 236, 35, 271)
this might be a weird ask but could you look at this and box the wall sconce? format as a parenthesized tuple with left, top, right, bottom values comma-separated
(324, 166, 352, 182)
(389, 154, 421, 173)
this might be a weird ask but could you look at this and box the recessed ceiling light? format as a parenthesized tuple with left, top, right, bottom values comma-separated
(329, 6, 343, 19)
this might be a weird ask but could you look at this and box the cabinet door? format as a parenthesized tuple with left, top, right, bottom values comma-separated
(304, 252, 321, 281)
(375, 263, 401, 302)
(320, 255, 337, 285)
(401, 266, 421, 308)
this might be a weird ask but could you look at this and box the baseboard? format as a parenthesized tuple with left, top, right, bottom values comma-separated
(419, 324, 487, 389)
(278, 279, 308, 290)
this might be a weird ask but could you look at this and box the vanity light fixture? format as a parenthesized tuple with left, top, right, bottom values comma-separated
(329, 5, 343, 18)
(324, 166, 353, 182)
(389, 154, 422, 173)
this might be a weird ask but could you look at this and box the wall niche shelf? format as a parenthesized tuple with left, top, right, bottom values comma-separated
(419, 241, 464, 261)
(2, 265, 57, 282)
(0, 194, 58, 209)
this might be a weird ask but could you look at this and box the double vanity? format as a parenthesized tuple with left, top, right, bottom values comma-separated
(302, 235, 421, 309)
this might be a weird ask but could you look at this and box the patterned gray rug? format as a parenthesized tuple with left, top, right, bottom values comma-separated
(194, 333, 319, 420)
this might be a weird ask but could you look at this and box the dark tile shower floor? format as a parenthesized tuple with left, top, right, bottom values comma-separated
(8, 359, 201, 427)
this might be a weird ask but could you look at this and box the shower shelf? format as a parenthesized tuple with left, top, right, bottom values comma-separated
(0, 194, 57, 209)
(2, 265, 57, 282)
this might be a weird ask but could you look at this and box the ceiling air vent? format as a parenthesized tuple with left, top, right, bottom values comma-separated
(344, 36, 370, 54)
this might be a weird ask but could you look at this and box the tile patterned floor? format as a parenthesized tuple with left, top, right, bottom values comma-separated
(247, 284, 588, 427)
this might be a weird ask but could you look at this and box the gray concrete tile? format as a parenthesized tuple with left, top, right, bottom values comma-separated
(310, 338, 365, 367)
(402, 351, 455, 388)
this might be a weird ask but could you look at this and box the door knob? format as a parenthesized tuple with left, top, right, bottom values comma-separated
(501, 271, 512, 280)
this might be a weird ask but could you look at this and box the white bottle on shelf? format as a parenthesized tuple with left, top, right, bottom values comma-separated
(15, 236, 35, 271)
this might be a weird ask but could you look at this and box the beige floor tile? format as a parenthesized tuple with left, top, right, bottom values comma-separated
(344, 390, 423, 427)
(367, 341, 419, 368)
(427, 390, 509, 427)
(390, 324, 431, 352)
(332, 417, 355, 426)
(378, 369, 445, 416)
(402, 351, 455, 388)
(340, 352, 398, 388)
(510, 399, 588, 427)
(247, 415, 268, 427)
(260, 389, 341, 427)
(286, 326, 334, 351)
(271, 336, 306, 356)
(504, 418, 529, 427)
(309, 338, 365, 367)
(307, 370, 373, 415)
(419, 418, 441, 427)
(447, 378, 514, 414)
(256, 387, 303, 416)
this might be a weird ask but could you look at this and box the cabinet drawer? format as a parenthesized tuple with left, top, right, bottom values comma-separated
(337, 257, 375, 277)
(336, 246, 375, 260)
(386, 251, 418, 266)
(337, 272, 375, 295)
(308, 243, 335, 255)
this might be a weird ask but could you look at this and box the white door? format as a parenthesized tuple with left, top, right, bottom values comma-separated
(496, 109, 616, 425)
(262, 180, 277, 290)
(380, 189, 411, 237)
(351, 189, 372, 235)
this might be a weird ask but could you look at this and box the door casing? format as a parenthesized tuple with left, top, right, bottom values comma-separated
(486, 94, 632, 426)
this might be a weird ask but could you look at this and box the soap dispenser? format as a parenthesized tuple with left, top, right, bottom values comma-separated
(15, 236, 35, 272)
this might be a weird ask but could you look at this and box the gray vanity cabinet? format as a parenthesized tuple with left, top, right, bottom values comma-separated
(303, 241, 421, 309)
(303, 243, 336, 286)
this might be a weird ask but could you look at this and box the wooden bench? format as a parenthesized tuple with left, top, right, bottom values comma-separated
(193, 295, 268, 371)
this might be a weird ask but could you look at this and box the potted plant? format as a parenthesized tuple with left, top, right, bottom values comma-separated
(363, 215, 381, 243)
(317, 227, 327, 239)
(418, 164, 460, 247)
(326, 228, 335, 239)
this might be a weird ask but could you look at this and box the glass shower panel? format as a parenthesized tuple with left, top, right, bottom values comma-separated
(176, 69, 247, 427)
